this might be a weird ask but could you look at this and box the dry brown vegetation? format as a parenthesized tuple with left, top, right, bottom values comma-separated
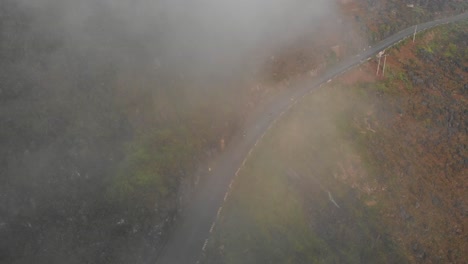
(334, 21, 467, 263)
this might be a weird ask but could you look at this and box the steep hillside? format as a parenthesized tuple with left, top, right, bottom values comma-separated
(0, 1, 243, 263)
(341, 0, 467, 42)
(202, 20, 467, 264)
(259, 0, 467, 86)
(335, 21, 467, 263)
(0, 0, 465, 263)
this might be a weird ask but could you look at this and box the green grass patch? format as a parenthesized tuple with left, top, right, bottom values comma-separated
(108, 125, 198, 210)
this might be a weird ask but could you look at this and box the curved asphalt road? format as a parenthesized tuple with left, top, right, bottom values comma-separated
(156, 12, 468, 264)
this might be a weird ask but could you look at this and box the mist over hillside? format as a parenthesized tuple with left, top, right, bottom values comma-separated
(1, 0, 466, 263)
(13, 0, 336, 81)
(0, 1, 339, 263)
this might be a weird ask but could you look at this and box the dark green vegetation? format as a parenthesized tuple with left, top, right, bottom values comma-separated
(203, 21, 467, 264)
(0, 1, 243, 263)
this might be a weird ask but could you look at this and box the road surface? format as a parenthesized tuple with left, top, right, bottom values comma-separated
(155, 12, 468, 264)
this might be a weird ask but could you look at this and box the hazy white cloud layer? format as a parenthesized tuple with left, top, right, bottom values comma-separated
(17, 0, 337, 80)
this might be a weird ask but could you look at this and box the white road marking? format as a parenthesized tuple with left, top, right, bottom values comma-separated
(202, 239, 209, 251)
(241, 157, 247, 168)
(209, 222, 216, 233)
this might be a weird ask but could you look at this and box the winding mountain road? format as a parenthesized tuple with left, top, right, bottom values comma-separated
(155, 12, 468, 264)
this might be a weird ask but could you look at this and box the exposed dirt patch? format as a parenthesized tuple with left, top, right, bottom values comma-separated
(422, 31, 436, 43)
